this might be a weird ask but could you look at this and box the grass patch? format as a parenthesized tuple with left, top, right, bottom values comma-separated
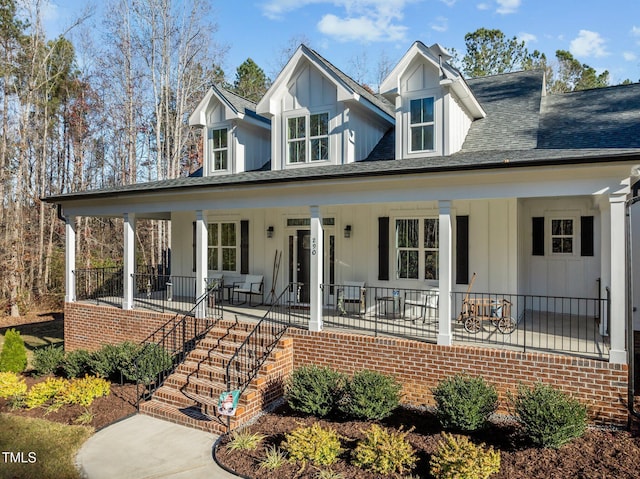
(0, 413, 92, 479)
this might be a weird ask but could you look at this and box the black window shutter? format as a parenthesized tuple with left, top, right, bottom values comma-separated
(192, 221, 196, 272)
(581, 216, 594, 256)
(240, 220, 249, 274)
(456, 216, 469, 284)
(378, 217, 389, 280)
(532, 217, 544, 256)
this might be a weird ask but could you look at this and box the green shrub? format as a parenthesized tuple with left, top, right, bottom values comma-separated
(282, 423, 343, 466)
(511, 382, 587, 448)
(227, 430, 265, 451)
(0, 329, 28, 373)
(87, 344, 122, 379)
(285, 365, 346, 417)
(32, 345, 65, 376)
(122, 343, 172, 384)
(62, 349, 92, 378)
(432, 374, 498, 431)
(0, 372, 27, 401)
(339, 370, 401, 420)
(24, 377, 69, 409)
(430, 432, 500, 479)
(58, 375, 110, 407)
(352, 424, 416, 475)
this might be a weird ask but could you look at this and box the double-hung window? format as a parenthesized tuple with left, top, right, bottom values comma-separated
(396, 218, 439, 280)
(210, 127, 228, 171)
(409, 97, 434, 152)
(207, 222, 237, 271)
(287, 112, 329, 163)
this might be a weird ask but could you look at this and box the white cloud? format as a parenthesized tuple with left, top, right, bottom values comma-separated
(262, 0, 418, 43)
(496, 0, 521, 14)
(518, 32, 537, 44)
(570, 30, 609, 58)
(440, 0, 457, 6)
(318, 13, 407, 42)
(430, 16, 448, 33)
(632, 26, 640, 37)
(623, 51, 637, 61)
(476, 3, 490, 11)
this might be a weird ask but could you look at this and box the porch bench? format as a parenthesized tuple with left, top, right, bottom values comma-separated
(337, 281, 366, 316)
(231, 274, 264, 306)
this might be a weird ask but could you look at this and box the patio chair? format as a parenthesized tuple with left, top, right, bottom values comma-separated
(403, 290, 439, 322)
(337, 281, 366, 316)
(232, 274, 264, 306)
(207, 273, 224, 305)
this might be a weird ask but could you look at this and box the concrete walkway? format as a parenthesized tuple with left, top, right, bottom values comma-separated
(76, 414, 238, 479)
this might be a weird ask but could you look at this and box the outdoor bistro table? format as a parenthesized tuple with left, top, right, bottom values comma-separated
(376, 292, 401, 319)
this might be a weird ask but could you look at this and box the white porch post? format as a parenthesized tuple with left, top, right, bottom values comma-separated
(309, 206, 324, 332)
(599, 198, 612, 337)
(64, 215, 76, 303)
(195, 210, 208, 319)
(438, 200, 453, 346)
(609, 194, 627, 364)
(123, 213, 136, 310)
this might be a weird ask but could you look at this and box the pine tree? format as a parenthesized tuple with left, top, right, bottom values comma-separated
(232, 58, 270, 102)
(0, 329, 28, 373)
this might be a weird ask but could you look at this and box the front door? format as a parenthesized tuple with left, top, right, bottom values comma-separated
(296, 230, 311, 303)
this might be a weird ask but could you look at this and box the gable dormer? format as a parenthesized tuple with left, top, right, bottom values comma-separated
(380, 42, 485, 159)
(256, 45, 394, 170)
(189, 85, 270, 175)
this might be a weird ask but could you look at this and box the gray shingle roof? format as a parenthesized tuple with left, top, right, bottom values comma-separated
(213, 85, 270, 125)
(45, 69, 640, 203)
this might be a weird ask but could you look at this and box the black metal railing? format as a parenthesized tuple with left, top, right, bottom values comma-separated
(321, 284, 439, 343)
(134, 283, 223, 409)
(75, 267, 123, 307)
(224, 284, 295, 399)
(451, 290, 610, 359)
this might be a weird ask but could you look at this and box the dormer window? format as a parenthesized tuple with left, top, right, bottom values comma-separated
(410, 97, 434, 152)
(287, 112, 329, 163)
(210, 127, 229, 171)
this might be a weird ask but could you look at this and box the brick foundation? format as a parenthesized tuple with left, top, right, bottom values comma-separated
(287, 328, 629, 427)
(65, 303, 630, 428)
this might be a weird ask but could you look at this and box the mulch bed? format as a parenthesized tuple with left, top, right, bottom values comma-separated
(0, 375, 138, 430)
(216, 404, 640, 479)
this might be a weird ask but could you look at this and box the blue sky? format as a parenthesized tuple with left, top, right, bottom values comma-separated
(45, 0, 640, 86)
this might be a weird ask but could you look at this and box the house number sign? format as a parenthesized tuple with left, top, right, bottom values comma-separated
(311, 237, 317, 255)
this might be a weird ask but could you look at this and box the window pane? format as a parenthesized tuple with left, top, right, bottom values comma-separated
(398, 250, 419, 279)
(310, 113, 328, 136)
(425, 251, 439, 280)
(222, 248, 236, 271)
(221, 223, 236, 246)
(411, 125, 434, 151)
(207, 247, 218, 270)
(562, 238, 573, 253)
(410, 98, 434, 124)
(424, 218, 439, 248)
(289, 140, 305, 163)
(288, 116, 305, 139)
(214, 150, 227, 170)
(310, 138, 328, 161)
(212, 128, 227, 149)
(208, 223, 218, 246)
(396, 219, 419, 248)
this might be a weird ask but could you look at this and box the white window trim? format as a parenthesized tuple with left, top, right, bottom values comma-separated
(548, 217, 577, 257)
(207, 124, 231, 174)
(284, 110, 331, 165)
(393, 216, 440, 282)
(207, 220, 239, 273)
(401, 91, 441, 159)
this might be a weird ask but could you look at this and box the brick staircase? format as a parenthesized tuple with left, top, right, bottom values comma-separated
(139, 318, 293, 435)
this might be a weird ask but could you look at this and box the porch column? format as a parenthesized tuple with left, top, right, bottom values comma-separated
(194, 210, 208, 319)
(609, 194, 627, 364)
(309, 206, 324, 332)
(599, 197, 611, 337)
(123, 213, 136, 310)
(438, 200, 453, 346)
(64, 215, 76, 303)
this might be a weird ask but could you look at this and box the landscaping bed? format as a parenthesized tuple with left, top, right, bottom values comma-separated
(216, 403, 640, 479)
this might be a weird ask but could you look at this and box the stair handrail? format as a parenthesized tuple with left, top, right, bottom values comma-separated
(134, 282, 223, 409)
(224, 284, 293, 399)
